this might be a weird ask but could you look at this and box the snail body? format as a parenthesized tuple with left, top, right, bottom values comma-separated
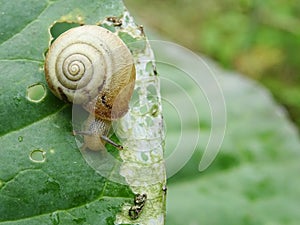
(44, 25, 136, 150)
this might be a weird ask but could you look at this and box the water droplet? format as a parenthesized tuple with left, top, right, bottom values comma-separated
(150, 104, 159, 117)
(29, 149, 46, 163)
(50, 212, 60, 225)
(18, 136, 23, 142)
(26, 83, 46, 103)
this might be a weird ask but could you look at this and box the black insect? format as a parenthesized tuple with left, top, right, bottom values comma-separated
(129, 193, 147, 220)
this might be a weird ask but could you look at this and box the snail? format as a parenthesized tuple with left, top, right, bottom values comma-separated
(44, 25, 136, 151)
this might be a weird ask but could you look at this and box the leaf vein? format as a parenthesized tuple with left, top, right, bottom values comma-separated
(0, 1, 52, 47)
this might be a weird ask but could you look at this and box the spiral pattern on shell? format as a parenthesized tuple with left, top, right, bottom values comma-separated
(44, 25, 134, 105)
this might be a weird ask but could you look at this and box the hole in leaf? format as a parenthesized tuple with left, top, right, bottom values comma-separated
(26, 83, 46, 103)
(44, 22, 82, 58)
(141, 152, 149, 161)
(29, 149, 46, 163)
(145, 115, 154, 126)
(101, 23, 116, 32)
(18, 136, 23, 142)
(146, 61, 157, 75)
(50, 22, 81, 42)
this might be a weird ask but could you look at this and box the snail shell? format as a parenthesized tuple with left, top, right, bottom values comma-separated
(44, 25, 136, 150)
(45, 25, 136, 120)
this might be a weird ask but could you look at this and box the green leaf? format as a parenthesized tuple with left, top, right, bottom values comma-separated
(0, 0, 149, 224)
(167, 162, 300, 225)
(154, 43, 300, 224)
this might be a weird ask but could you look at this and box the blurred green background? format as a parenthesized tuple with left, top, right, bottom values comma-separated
(124, 0, 300, 224)
(125, 0, 300, 128)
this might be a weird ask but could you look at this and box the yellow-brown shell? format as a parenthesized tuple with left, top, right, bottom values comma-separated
(83, 65, 136, 120)
(44, 25, 136, 120)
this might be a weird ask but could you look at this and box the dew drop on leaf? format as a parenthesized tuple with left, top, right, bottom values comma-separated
(150, 104, 159, 117)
